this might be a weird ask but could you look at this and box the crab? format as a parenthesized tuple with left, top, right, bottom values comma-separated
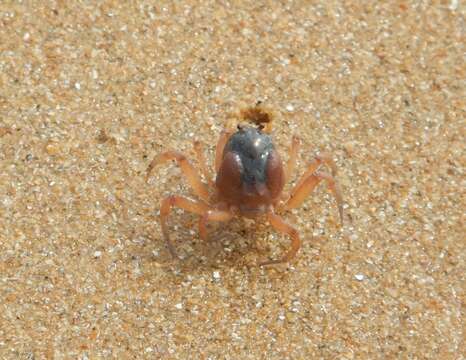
(147, 115, 343, 266)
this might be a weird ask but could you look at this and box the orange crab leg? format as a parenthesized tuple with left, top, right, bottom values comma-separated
(215, 130, 233, 173)
(160, 195, 210, 258)
(285, 135, 300, 183)
(283, 171, 343, 224)
(147, 151, 210, 202)
(193, 140, 214, 187)
(198, 208, 235, 240)
(259, 210, 301, 266)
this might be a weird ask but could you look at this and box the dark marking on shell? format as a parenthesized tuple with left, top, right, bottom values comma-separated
(223, 126, 274, 189)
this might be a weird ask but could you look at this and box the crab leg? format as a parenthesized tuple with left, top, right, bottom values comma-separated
(289, 153, 337, 190)
(283, 171, 343, 224)
(259, 210, 301, 266)
(215, 130, 233, 173)
(147, 151, 210, 202)
(193, 140, 214, 187)
(285, 135, 300, 183)
(198, 209, 234, 240)
(160, 195, 210, 258)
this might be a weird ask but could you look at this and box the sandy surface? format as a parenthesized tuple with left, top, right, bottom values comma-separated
(0, 1, 464, 359)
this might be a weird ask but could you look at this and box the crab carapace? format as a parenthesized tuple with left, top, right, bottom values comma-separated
(147, 122, 343, 266)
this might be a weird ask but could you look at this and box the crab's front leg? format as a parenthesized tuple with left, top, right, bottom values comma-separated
(283, 170, 343, 224)
(147, 151, 210, 202)
(160, 195, 211, 258)
(198, 208, 235, 241)
(259, 209, 301, 266)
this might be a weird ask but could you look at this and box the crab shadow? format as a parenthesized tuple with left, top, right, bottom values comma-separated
(142, 212, 280, 274)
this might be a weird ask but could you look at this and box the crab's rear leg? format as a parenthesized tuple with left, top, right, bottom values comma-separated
(286, 153, 337, 192)
(160, 195, 210, 258)
(283, 170, 343, 224)
(259, 210, 301, 266)
(147, 151, 210, 202)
